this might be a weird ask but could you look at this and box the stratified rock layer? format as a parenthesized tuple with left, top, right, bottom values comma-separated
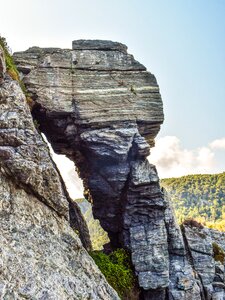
(0, 46, 119, 300)
(183, 225, 225, 300)
(14, 40, 225, 299)
(14, 40, 166, 293)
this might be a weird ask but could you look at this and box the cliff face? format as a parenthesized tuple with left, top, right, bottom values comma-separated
(13, 40, 168, 294)
(0, 40, 224, 300)
(13, 40, 225, 300)
(182, 224, 225, 300)
(0, 45, 119, 299)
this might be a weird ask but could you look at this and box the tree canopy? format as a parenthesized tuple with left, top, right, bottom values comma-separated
(161, 172, 225, 231)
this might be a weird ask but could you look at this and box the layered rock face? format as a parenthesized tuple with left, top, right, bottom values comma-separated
(13, 40, 225, 300)
(14, 40, 167, 294)
(0, 46, 119, 299)
(182, 225, 225, 300)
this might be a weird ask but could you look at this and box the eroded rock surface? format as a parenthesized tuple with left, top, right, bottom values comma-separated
(0, 175, 118, 300)
(0, 50, 119, 299)
(14, 40, 166, 294)
(13, 40, 225, 299)
(183, 225, 225, 300)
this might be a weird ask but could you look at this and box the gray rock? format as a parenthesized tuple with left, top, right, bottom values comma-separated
(183, 225, 225, 300)
(0, 77, 69, 218)
(72, 39, 128, 53)
(0, 174, 118, 300)
(0, 54, 119, 299)
(12, 39, 225, 299)
(210, 229, 225, 252)
(163, 191, 202, 300)
(14, 40, 166, 292)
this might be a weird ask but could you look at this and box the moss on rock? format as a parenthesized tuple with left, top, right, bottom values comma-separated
(212, 242, 225, 264)
(90, 249, 139, 299)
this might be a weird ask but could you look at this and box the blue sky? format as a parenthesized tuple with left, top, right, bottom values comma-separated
(1, 0, 225, 179)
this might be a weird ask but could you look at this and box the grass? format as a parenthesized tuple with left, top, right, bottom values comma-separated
(90, 248, 139, 299)
(0, 36, 20, 81)
(0, 36, 34, 108)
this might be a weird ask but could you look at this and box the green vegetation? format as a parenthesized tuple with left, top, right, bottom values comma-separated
(212, 242, 225, 264)
(85, 207, 109, 250)
(0, 36, 34, 107)
(0, 36, 20, 81)
(75, 198, 109, 250)
(77, 199, 139, 297)
(90, 249, 138, 299)
(161, 172, 225, 231)
(130, 85, 137, 95)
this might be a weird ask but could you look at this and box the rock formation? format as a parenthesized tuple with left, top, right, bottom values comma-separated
(0, 45, 119, 299)
(182, 224, 225, 300)
(0, 39, 224, 300)
(13, 40, 225, 300)
(13, 40, 168, 296)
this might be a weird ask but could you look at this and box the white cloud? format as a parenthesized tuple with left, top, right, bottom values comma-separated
(148, 136, 224, 178)
(210, 137, 225, 150)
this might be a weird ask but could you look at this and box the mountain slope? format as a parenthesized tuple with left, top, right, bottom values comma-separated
(161, 172, 225, 230)
(76, 198, 109, 250)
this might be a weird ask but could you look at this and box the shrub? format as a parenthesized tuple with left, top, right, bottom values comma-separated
(212, 242, 225, 264)
(90, 249, 138, 299)
(0, 36, 33, 108)
(183, 218, 204, 229)
(0, 36, 20, 81)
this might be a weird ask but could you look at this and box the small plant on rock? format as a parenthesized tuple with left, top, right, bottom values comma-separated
(90, 248, 139, 299)
(0, 36, 34, 109)
(183, 218, 204, 229)
(212, 242, 225, 264)
(0, 36, 20, 81)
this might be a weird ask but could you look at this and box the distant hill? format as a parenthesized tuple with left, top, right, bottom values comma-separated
(75, 198, 109, 250)
(161, 172, 225, 231)
(75, 173, 225, 249)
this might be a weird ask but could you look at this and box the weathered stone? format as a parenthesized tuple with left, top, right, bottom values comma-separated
(163, 190, 202, 300)
(0, 174, 118, 300)
(14, 40, 167, 293)
(72, 39, 128, 53)
(183, 225, 225, 300)
(0, 52, 119, 299)
(12, 39, 225, 299)
(210, 229, 225, 252)
(0, 78, 69, 218)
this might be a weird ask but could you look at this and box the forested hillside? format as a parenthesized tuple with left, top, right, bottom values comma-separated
(161, 172, 225, 231)
(75, 198, 109, 250)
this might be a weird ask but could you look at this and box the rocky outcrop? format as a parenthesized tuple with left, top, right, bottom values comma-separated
(182, 225, 225, 300)
(14, 40, 167, 295)
(10, 40, 225, 299)
(0, 45, 119, 299)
